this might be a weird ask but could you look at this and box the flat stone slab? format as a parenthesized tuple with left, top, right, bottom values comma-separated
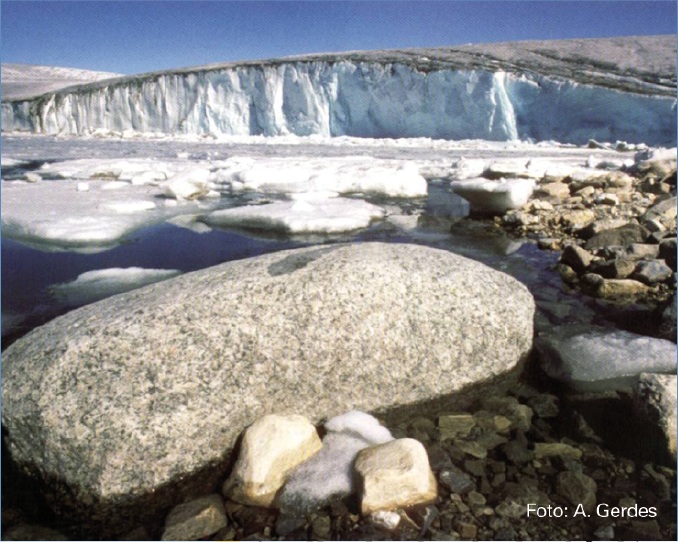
(1, 242, 534, 533)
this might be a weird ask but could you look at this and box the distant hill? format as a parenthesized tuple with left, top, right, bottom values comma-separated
(1, 64, 122, 100)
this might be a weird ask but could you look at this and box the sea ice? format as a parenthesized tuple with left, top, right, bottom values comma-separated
(204, 196, 385, 234)
(213, 156, 428, 198)
(536, 326, 677, 392)
(1, 178, 220, 252)
(49, 267, 182, 306)
(450, 177, 535, 213)
(277, 411, 394, 514)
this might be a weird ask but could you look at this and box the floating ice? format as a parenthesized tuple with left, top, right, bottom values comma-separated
(450, 177, 535, 213)
(536, 326, 677, 392)
(214, 156, 428, 198)
(1, 178, 220, 252)
(49, 267, 182, 306)
(204, 196, 385, 234)
(277, 411, 393, 514)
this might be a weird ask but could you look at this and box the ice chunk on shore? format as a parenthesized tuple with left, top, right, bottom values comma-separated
(278, 411, 393, 513)
(450, 177, 535, 213)
(204, 197, 385, 234)
(49, 267, 182, 306)
(536, 326, 677, 392)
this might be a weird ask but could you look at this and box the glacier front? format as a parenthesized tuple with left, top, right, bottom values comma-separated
(2, 37, 676, 145)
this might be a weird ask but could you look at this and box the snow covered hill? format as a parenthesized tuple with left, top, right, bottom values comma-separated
(1, 64, 122, 101)
(1, 36, 675, 144)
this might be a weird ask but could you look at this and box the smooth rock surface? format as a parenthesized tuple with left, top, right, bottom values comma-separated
(223, 414, 322, 507)
(355, 438, 438, 514)
(1, 242, 534, 531)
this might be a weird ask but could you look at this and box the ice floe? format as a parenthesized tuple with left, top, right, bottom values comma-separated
(212, 157, 428, 198)
(49, 267, 182, 306)
(204, 196, 385, 234)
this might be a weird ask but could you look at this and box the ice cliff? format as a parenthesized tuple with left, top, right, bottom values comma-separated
(2, 36, 676, 145)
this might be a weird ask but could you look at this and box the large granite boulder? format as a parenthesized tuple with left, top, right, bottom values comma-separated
(1, 242, 534, 534)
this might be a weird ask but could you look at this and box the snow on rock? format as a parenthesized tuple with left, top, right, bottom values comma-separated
(223, 414, 322, 508)
(214, 157, 428, 198)
(450, 178, 535, 214)
(204, 196, 384, 234)
(49, 267, 182, 306)
(536, 325, 677, 392)
(5, 37, 673, 144)
(277, 411, 394, 514)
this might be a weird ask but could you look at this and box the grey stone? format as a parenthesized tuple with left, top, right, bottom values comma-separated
(635, 373, 677, 463)
(659, 238, 677, 270)
(2, 524, 70, 541)
(438, 413, 475, 440)
(658, 295, 676, 341)
(584, 223, 649, 250)
(642, 196, 677, 224)
(438, 469, 475, 494)
(161, 494, 228, 541)
(1, 243, 534, 531)
(591, 258, 636, 279)
(560, 244, 593, 273)
(527, 394, 559, 418)
(626, 243, 660, 260)
(556, 471, 597, 512)
(632, 259, 673, 284)
(501, 440, 534, 465)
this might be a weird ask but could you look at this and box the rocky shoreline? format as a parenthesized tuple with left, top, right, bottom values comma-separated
(2, 145, 676, 541)
(3, 370, 676, 541)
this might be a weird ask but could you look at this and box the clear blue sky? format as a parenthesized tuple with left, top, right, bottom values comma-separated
(1, 1, 676, 75)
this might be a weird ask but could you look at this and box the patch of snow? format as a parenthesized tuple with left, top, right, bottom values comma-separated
(49, 267, 181, 306)
(277, 411, 393, 514)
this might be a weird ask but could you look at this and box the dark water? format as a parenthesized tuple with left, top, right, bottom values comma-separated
(2, 177, 644, 350)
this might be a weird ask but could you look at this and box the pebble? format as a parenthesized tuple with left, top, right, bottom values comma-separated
(161, 494, 228, 541)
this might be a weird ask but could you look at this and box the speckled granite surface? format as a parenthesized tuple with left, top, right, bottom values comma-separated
(1, 242, 534, 532)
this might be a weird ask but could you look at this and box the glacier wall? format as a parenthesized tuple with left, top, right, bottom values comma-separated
(2, 61, 675, 145)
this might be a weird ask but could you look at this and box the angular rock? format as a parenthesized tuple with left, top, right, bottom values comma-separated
(223, 414, 322, 507)
(632, 259, 673, 284)
(584, 223, 649, 251)
(635, 373, 677, 464)
(535, 182, 570, 201)
(161, 494, 228, 541)
(658, 295, 676, 341)
(1, 243, 534, 532)
(536, 325, 676, 391)
(659, 238, 677, 270)
(560, 209, 596, 231)
(626, 243, 660, 260)
(355, 438, 437, 514)
(584, 274, 650, 299)
(534, 442, 582, 461)
(592, 258, 636, 279)
(560, 244, 593, 273)
(438, 414, 475, 440)
(556, 471, 597, 513)
(642, 196, 677, 225)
